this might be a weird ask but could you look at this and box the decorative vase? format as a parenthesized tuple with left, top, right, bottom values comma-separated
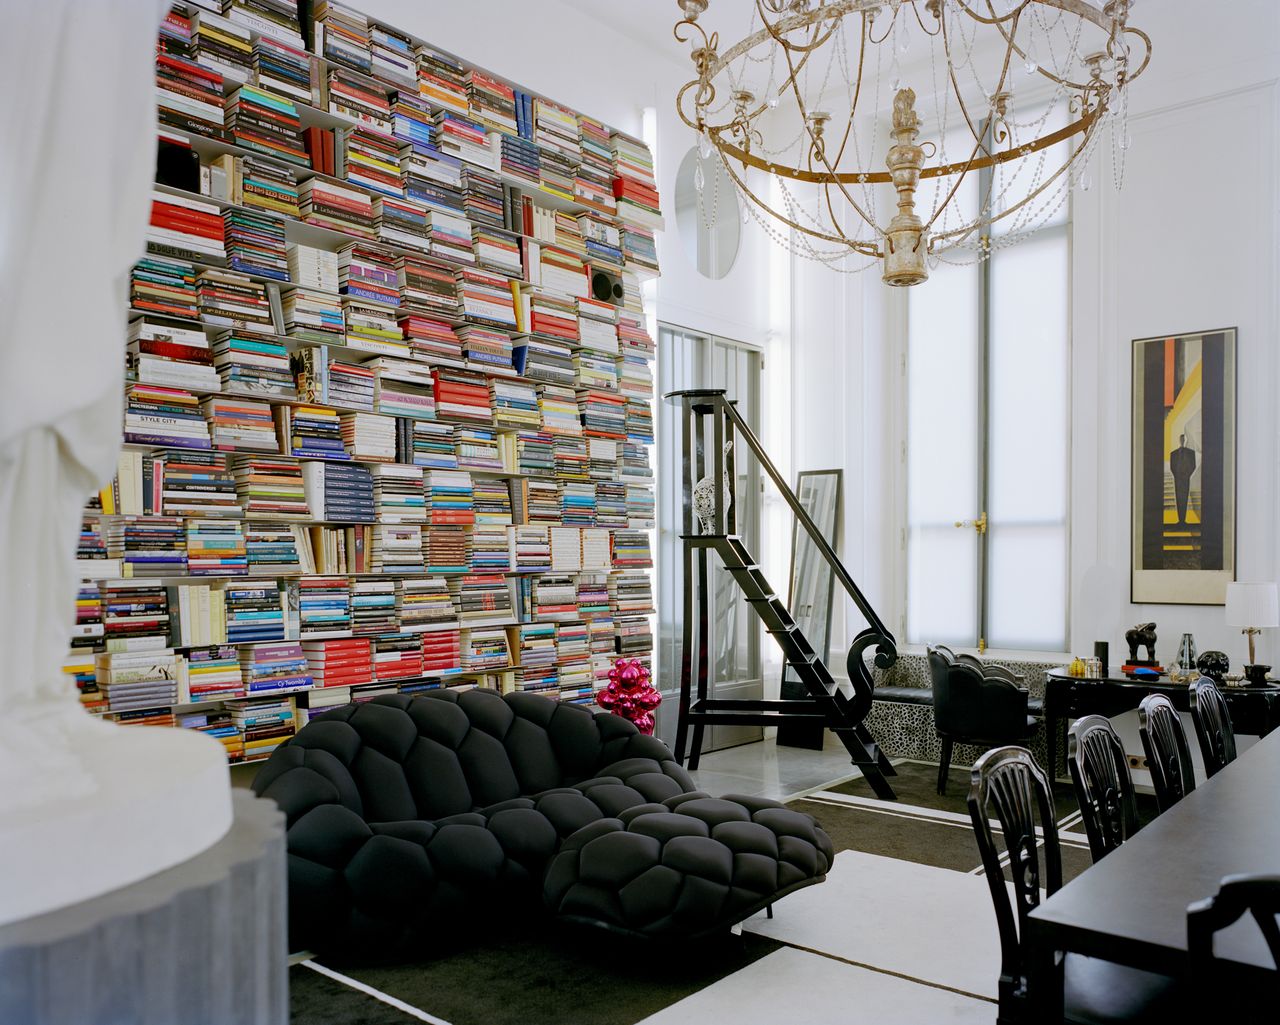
(595, 658, 662, 735)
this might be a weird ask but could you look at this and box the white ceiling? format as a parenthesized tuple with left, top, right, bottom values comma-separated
(556, 0, 764, 71)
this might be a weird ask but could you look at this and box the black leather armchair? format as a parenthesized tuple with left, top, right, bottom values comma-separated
(928, 645, 1039, 795)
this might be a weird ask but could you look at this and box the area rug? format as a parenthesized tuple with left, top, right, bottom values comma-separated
(290, 922, 782, 1025)
(288, 759, 1150, 1024)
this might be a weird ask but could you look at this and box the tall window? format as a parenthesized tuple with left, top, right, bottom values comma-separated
(905, 112, 1070, 652)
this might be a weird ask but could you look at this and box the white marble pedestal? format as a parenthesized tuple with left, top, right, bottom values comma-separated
(0, 790, 287, 1025)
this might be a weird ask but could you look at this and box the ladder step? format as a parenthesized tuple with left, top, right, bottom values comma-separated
(745, 594, 781, 604)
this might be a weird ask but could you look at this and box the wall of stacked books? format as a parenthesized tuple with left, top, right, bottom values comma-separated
(68, 0, 662, 768)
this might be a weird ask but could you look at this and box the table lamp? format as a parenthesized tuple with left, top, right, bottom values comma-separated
(1225, 582, 1278, 685)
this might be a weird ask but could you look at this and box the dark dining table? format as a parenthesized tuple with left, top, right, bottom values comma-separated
(1026, 725, 1280, 1015)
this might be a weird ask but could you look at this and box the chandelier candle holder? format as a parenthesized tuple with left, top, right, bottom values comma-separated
(674, 0, 1150, 285)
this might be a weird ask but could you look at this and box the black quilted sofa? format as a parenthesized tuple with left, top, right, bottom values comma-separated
(252, 689, 836, 954)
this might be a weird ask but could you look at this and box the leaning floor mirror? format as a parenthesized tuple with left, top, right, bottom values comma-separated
(778, 469, 842, 749)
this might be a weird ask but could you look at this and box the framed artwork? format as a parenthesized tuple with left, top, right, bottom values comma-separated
(778, 469, 841, 750)
(1131, 327, 1236, 605)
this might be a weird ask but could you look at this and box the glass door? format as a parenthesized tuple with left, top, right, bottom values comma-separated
(656, 326, 763, 751)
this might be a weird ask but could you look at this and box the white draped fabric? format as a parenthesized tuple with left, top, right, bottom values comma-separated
(0, 0, 232, 926)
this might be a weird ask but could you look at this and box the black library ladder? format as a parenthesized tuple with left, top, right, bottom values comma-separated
(664, 389, 899, 800)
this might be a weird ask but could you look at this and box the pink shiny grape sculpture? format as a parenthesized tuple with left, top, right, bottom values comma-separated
(595, 658, 661, 735)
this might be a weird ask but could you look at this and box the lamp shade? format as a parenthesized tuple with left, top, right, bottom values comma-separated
(1225, 582, 1280, 629)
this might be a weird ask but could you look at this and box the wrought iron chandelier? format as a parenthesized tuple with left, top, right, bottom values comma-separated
(673, 0, 1150, 285)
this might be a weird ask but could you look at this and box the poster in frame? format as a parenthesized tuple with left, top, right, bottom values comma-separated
(1131, 327, 1237, 605)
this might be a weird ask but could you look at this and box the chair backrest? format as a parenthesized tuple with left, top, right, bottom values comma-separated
(929, 645, 1027, 740)
(968, 746, 1062, 1016)
(1188, 874, 1280, 1019)
(955, 652, 1025, 686)
(1068, 715, 1139, 862)
(1138, 693, 1196, 812)
(1189, 679, 1237, 778)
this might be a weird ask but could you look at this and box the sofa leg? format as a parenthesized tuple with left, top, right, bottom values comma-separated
(937, 736, 953, 796)
(766, 903, 773, 920)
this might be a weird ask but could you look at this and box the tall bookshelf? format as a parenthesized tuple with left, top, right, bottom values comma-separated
(67, 0, 662, 768)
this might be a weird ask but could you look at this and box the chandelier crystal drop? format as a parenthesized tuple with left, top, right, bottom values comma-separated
(673, 0, 1150, 285)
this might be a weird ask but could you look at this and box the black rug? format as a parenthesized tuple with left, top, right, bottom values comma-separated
(291, 919, 781, 1025)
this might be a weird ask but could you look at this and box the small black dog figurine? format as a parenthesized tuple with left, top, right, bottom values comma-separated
(1125, 622, 1158, 662)
(1196, 650, 1230, 681)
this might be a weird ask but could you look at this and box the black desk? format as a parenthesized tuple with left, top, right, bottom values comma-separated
(1026, 728, 1280, 1015)
(1042, 668, 1280, 776)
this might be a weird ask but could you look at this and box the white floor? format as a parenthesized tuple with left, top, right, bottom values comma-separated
(637, 946, 994, 1025)
(686, 734, 867, 801)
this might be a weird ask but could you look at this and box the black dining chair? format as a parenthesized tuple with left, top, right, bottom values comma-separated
(1068, 715, 1139, 863)
(1138, 693, 1196, 812)
(929, 645, 1038, 795)
(968, 746, 1178, 1024)
(1189, 678, 1237, 778)
(1187, 874, 1280, 1023)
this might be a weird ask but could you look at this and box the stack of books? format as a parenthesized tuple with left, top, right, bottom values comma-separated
(434, 110, 497, 171)
(191, 10, 252, 83)
(611, 529, 653, 569)
(491, 377, 540, 431)
(283, 289, 345, 343)
(610, 132, 665, 230)
(315, 1, 372, 72)
(233, 456, 310, 518)
(500, 135, 540, 186)
(303, 637, 373, 688)
(455, 427, 502, 473)
(280, 404, 348, 459)
(187, 647, 245, 702)
(340, 411, 397, 461)
(196, 269, 274, 329)
(373, 633, 423, 680)
(456, 268, 517, 329)
(417, 46, 468, 115)
(288, 244, 339, 293)
(149, 190, 226, 266)
(399, 578, 457, 630)
(573, 349, 618, 392)
(509, 525, 552, 572)
(370, 357, 435, 419)
(371, 463, 426, 522)
(94, 650, 180, 712)
(522, 338, 575, 388)
(302, 462, 375, 522)
(339, 126, 404, 197)
(299, 177, 376, 238)
(128, 319, 219, 393)
(252, 35, 311, 103)
(461, 626, 511, 670)
(514, 623, 558, 695)
(433, 368, 493, 424)
(225, 86, 310, 167)
(374, 195, 432, 251)
(423, 524, 470, 573)
(462, 167, 506, 230)
(470, 523, 511, 572)
(424, 210, 475, 264)
(344, 297, 406, 355)
(125, 384, 211, 449)
(579, 390, 626, 438)
(131, 257, 199, 320)
(579, 215, 623, 268)
(295, 348, 375, 409)
(157, 55, 225, 138)
(203, 396, 278, 450)
(294, 576, 352, 634)
(425, 469, 474, 524)
(224, 580, 285, 643)
(325, 67, 393, 135)
(243, 521, 305, 575)
(404, 419, 455, 468)
(226, 696, 297, 760)
(595, 481, 627, 529)
(458, 326, 514, 375)
(397, 257, 460, 317)
(421, 627, 462, 675)
(222, 208, 288, 280)
(539, 385, 582, 436)
(401, 315, 463, 362)
(391, 87, 434, 151)
(185, 518, 247, 576)
(240, 519, 302, 575)
(351, 579, 398, 635)
(576, 115, 617, 216)
(625, 398, 655, 444)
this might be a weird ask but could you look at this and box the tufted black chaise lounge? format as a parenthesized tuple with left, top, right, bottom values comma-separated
(252, 688, 835, 953)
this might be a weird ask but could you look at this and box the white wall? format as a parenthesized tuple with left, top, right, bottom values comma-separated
(1069, 0, 1280, 666)
(785, 0, 1280, 668)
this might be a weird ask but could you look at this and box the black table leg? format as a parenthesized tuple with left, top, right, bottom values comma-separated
(1026, 924, 1064, 1021)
